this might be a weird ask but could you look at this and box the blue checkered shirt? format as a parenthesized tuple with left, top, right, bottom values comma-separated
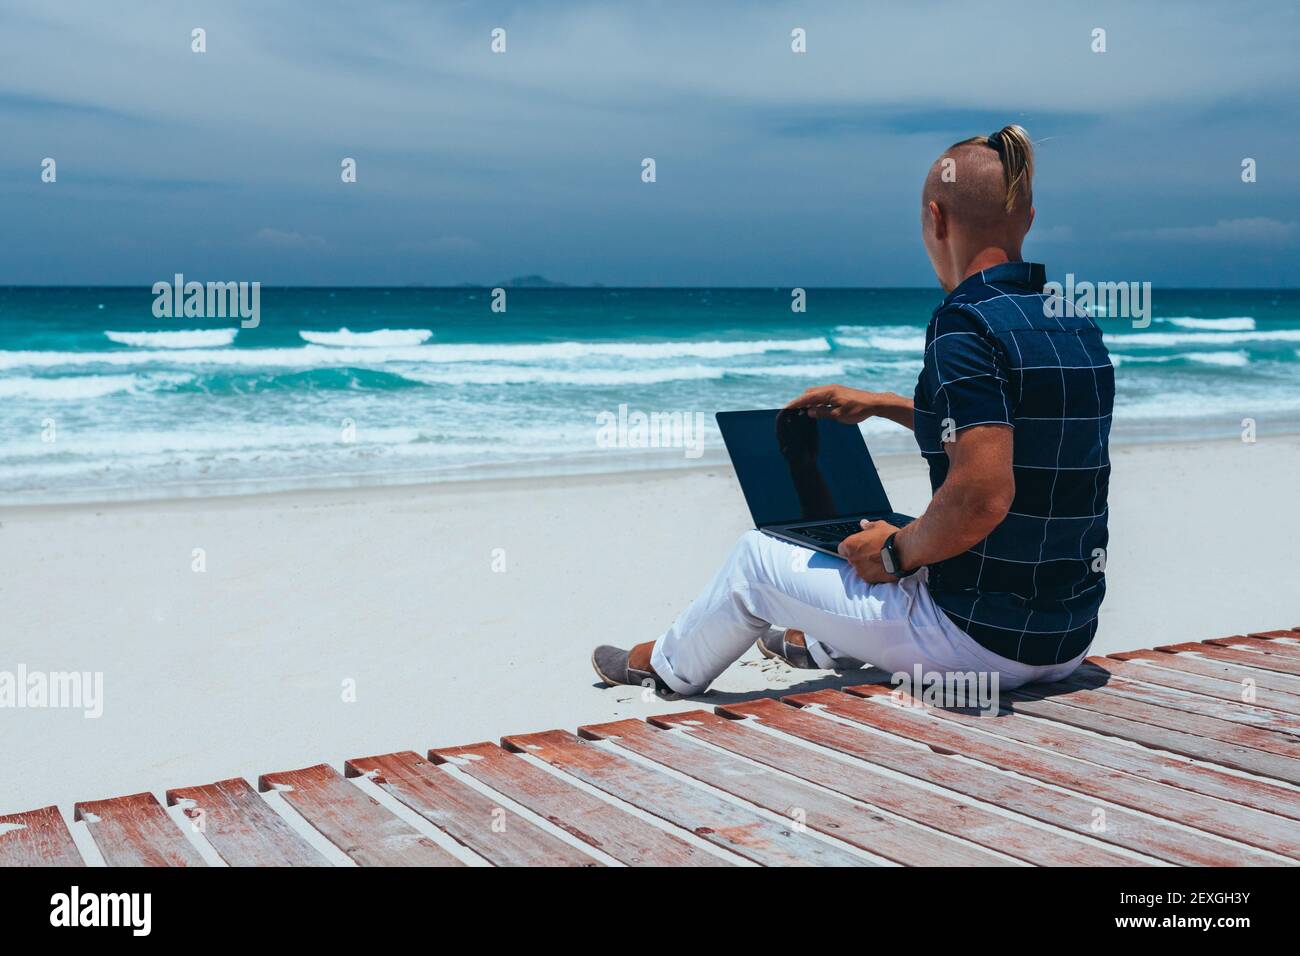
(912, 262, 1113, 665)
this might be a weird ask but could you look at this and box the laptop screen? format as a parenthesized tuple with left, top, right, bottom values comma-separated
(716, 409, 893, 527)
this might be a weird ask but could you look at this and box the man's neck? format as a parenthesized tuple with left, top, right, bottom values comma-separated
(956, 247, 1022, 286)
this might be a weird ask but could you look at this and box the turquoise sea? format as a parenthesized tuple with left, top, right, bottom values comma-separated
(2, 286, 1298, 503)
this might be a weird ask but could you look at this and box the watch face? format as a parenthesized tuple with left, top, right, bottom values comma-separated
(881, 545, 897, 574)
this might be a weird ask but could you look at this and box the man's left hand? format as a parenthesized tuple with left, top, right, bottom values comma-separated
(837, 520, 901, 583)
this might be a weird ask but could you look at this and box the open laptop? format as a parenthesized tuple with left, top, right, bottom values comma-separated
(716, 408, 914, 556)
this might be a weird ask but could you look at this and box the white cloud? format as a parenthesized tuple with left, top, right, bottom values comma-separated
(1115, 217, 1297, 243)
(8, 2, 1297, 155)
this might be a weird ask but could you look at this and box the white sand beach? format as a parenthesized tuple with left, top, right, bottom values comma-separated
(2, 434, 1298, 812)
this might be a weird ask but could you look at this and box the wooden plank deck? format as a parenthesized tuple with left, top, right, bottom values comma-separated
(428, 741, 726, 866)
(1208, 635, 1300, 659)
(644, 710, 1134, 866)
(73, 792, 206, 867)
(579, 717, 1017, 866)
(1112, 646, 1300, 695)
(1064, 664, 1300, 731)
(1157, 641, 1300, 676)
(3, 628, 1299, 866)
(1081, 657, 1300, 717)
(502, 728, 869, 865)
(343, 750, 601, 867)
(257, 764, 462, 866)
(732, 694, 1279, 866)
(837, 685, 1300, 857)
(1004, 688, 1300, 784)
(166, 777, 328, 867)
(0, 806, 84, 867)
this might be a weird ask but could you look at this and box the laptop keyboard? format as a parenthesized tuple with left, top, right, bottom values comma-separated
(787, 515, 912, 546)
(791, 521, 865, 543)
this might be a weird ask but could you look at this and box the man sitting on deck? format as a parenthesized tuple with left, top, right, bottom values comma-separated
(593, 125, 1113, 696)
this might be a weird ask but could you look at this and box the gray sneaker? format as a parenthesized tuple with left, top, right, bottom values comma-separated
(757, 629, 864, 670)
(591, 645, 670, 692)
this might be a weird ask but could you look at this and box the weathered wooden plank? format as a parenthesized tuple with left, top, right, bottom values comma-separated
(74, 792, 206, 867)
(1247, 629, 1300, 639)
(258, 764, 462, 866)
(580, 718, 1015, 866)
(995, 690, 1300, 786)
(1060, 667, 1300, 738)
(1207, 636, 1300, 660)
(849, 682, 1300, 821)
(1111, 648, 1300, 696)
(0, 806, 84, 867)
(344, 750, 599, 867)
(1157, 642, 1300, 677)
(166, 777, 327, 867)
(1013, 682, 1300, 758)
(429, 741, 726, 866)
(646, 710, 1134, 866)
(833, 685, 1300, 859)
(732, 695, 1276, 866)
(501, 728, 869, 866)
(1085, 657, 1300, 717)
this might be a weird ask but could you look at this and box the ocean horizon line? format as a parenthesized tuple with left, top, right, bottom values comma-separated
(4, 283, 1299, 292)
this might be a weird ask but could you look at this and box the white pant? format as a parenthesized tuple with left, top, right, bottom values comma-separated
(651, 530, 1087, 695)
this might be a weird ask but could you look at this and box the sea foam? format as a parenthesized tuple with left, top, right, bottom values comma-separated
(105, 329, 239, 348)
(0, 337, 832, 370)
(1110, 351, 1250, 368)
(832, 326, 927, 352)
(1105, 329, 1300, 347)
(398, 360, 850, 387)
(0, 372, 192, 400)
(1187, 350, 1251, 367)
(300, 328, 433, 347)
(1158, 316, 1256, 331)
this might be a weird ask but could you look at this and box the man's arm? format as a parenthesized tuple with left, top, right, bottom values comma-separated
(785, 384, 915, 431)
(838, 424, 1014, 582)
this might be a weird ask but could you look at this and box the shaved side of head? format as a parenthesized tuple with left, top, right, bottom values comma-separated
(923, 126, 1034, 240)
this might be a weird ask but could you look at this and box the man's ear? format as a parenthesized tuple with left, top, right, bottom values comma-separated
(1026, 205, 1035, 234)
(928, 200, 947, 240)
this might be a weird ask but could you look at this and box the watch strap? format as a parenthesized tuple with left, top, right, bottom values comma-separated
(883, 532, 915, 578)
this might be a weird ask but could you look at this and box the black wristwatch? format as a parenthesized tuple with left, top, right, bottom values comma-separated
(880, 532, 915, 578)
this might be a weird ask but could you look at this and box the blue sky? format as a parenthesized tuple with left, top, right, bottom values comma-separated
(2, 0, 1298, 286)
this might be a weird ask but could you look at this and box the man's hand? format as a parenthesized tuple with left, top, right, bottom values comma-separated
(786, 385, 916, 431)
(837, 519, 900, 583)
(785, 385, 880, 423)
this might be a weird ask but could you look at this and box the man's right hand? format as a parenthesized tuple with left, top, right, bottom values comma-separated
(784, 385, 916, 431)
(784, 385, 882, 424)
